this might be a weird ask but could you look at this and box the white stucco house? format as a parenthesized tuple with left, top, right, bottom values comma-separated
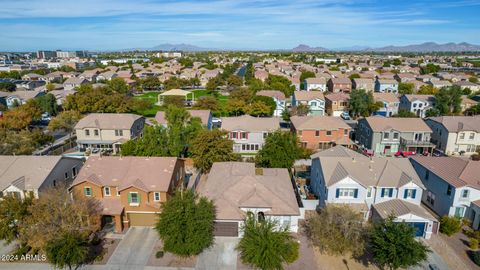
(291, 91, 325, 116)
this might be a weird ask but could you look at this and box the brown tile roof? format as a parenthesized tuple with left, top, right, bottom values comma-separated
(220, 115, 279, 132)
(427, 116, 480, 132)
(256, 90, 286, 100)
(100, 198, 124, 215)
(373, 199, 436, 220)
(364, 116, 432, 132)
(403, 94, 435, 103)
(331, 78, 352, 84)
(305, 77, 326, 84)
(72, 156, 179, 192)
(293, 90, 325, 101)
(310, 145, 364, 159)
(325, 92, 350, 102)
(411, 156, 480, 189)
(197, 162, 300, 220)
(290, 116, 350, 131)
(75, 113, 144, 130)
(373, 93, 400, 103)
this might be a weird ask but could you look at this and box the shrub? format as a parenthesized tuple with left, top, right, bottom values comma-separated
(469, 250, 480, 266)
(156, 250, 164, 258)
(471, 238, 479, 250)
(439, 216, 462, 236)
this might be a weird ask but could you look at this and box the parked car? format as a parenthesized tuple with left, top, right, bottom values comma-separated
(340, 112, 351, 120)
(362, 149, 374, 157)
(394, 150, 416, 157)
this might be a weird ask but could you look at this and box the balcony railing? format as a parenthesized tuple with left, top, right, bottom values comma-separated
(400, 137, 435, 147)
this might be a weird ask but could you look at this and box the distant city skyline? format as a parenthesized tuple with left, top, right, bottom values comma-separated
(1, 0, 480, 51)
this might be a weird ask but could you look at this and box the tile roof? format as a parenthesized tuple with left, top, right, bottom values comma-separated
(411, 156, 480, 189)
(325, 92, 350, 102)
(220, 115, 280, 132)
(310, 145, 364, 159)
(364, 116, 432, 132)
(372, 93, 400, 103)
(293, 90, 325, 101)
(373, 199, 437, 220)
(290, 116, 350, 131)
(197, 162, 300, 220)
(256, 90, 286, 100)
(75, 113, 144, 130)
(427, 116, 480, 132)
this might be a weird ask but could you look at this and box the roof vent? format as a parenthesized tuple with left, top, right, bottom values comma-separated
(255, 168, 263, 175)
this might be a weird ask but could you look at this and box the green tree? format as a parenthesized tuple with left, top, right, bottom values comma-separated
(0, 82, 16, 92)
(45, 232, 88, 270)
(290, 104, 311, 117)
(306, 204, 368, 257)
(265, 75, 295, 97)
(370, 217, 430, 270)
(237, 214, 299, 270)
(192, 96, 220, 111)
(434, 86, 463, 115)
(46, 83, 56, 92)
(166, 106, 202, 156)
(226, 75, 243, 91)
(256, 131, 308, 168)
(420, 63, 441, 74)
(35, 93, 58, 115)
(349, 89, 383, 118)
(156, 190, 215, 257)
(206, 77, 220, 91)
(191, 129, 239, 172)
(64, 84, 134, 113)
(230, 87, 253, 102)
(106, 77, 129, 93)
(439, 216, 462, 236)
(392, 59, 402, 66)
(252, 95, 276, 116)
(398, 82, 414, 95)
(121, 125, 169, 156)
(0, 196, 33, 244)
(162, 95, 185, 108)
(469, 76, 479, 84)
(225, 99, 248, 116)
(48, 111, 82, 138)
(247, 101, 271, 117)
(418, 85, 438, 95)
(348, 73, 361, 80)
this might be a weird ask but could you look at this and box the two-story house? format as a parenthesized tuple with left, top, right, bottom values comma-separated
(197, 162, 301, 237)
(425, 116, 480, 155)
(63, 77, 88, 91)
(372, 93, 400, 117)
(304, 77, 327, 92)
(399, 94, 435, 118)
(0, 90, 45, 108)
(290, 116, 351, 151)
(357, 116, 435, 156)
(256, 90, 286, 117)
(291, 91, 325, 116)
(220, 115, 279, 154)
(325, 92, 349, 117)
(375, 79, 399, 93)
(310, 147, 437, 238)
(74, 113, 145, 154)
(71, 156, 184, 233)
(411, 156, 480, 229)
(327, 78, 352, 93)
(352, 78, 375, 92)
(0, 156, 83, 199)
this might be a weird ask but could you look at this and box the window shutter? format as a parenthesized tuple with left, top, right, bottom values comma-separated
(354, 189, 358, 198)
(412, 189, 416, 199)
(381, 188, 385, 198)
(389, 188, 393, 197)
(128, 193, 131, 203)
(404, 189, 408, 199)
(335, 189, 340, 198)
(138, 194, 141, 203)
(246, 132, 249, 139)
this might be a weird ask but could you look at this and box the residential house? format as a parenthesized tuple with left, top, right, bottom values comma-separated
(220, 115, 279, 154)
(256, 90, 286, 117)
(0, 90, 45, 108)
(462, 96, 478, 112)
(428, 80, 452, 89)
(63, 77, 88, 91)
(291, 91, 325, 116)
(411, 156, 480, 229)
(41, 71, 65, 83)
(310, 148, 437, 238)
(197, 162, 301, 237)
(372, 93, 399, 117)
(325, 92, 349, 117)
(352, 78, 375, 92)
(375, 79, 399, 93)
(154, 110, 213, 130)
(290, 116, 351, 151)
(425, 116, 480, 155)
(21, 73, 42, 81)
(71, 156, 184, 233)
(304, 77, 327, 92)
(357, 116, 435, 155)
(96, 71, 118, 81)
(74, 113, 145, 154)
(0, 156, 83, 199)
(454, 81, 480, 92)
(399, 94, 435, 118)
(394, 73, 416, 83)
(327, 78, 352, 93)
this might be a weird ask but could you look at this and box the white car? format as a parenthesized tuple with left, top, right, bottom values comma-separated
(340, 112, 351, 120)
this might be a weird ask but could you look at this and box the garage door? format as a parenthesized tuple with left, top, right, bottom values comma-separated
(214, 222, 238, 237)
(128, 213, 158, 227)
(410, 222, 426, 237)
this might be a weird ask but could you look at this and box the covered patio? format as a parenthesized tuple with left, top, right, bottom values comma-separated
(157, 89, 194, 106)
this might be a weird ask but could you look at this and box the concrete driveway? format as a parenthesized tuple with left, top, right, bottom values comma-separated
(196, 237, 239, 270)
(410, 239, 450, 270)
(106, 227, 158, 270)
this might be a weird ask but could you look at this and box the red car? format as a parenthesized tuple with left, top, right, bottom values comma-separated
(362, 149, 374, 157)
(394, 151, 416, 157)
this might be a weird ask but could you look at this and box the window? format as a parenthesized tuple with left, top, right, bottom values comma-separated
(64, 172, 68, 179)
(104, 186, 111, 196)
(84, 187, 92, 196)
(116, 189, 120, 196)
(413, 103, 417, 108)
(154, 192, 161, 202)
(381, 188, 394, 198)
(447, 185, 452, 196)
(393, 132, 399, 139)
(470, 133, 475, 140)
(298, 130, 302, 136)
(72, 167, 77, 177)
(129, 192, 140, 205)
(404, 189, 416, 199)
(53, 180, 56, 187)
(311, 101, 317, 107)
(326, 131, 332, 136)
(427, 191, 435, 205)
(460, 133, 465, 140)
(467, 144, 476, 152)
(241, 132, 247, 139)
(94, 129, 99, 136)
(366, 187, 372, 198)
(425, 170, 430, 180)
(85, 129, 90, 136)
(230, 132, 237, 139)
(315, 130, 320, 137)
(455, 207, 465, 218)
(257, 212, 265, 222)
(263, 132, 268, 139)
(461, 189, 470, 199)
(383, 132, 389, 139)
(115, 130, 124, 136)
(336, 188, 358, 199)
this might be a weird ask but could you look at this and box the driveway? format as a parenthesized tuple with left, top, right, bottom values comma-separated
(410, 238, 450, 270)
(106, 227, 158, 270)
(196, 237, 239, 270)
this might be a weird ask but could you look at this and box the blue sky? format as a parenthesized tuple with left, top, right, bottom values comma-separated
(1, 0, 479, 51)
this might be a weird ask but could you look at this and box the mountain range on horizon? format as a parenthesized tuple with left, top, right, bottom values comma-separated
(119, 42, 480, 53)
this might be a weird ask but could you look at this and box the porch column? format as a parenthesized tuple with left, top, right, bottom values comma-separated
(114, 214, 123, 233)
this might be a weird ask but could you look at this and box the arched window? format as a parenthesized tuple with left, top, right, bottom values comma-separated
(257, 211, 265, 222)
